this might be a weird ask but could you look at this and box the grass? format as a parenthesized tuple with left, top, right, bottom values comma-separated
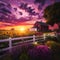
(0, 38, 60, 60)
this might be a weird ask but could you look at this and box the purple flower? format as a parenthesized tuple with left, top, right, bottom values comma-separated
(28, 45, 52, 60)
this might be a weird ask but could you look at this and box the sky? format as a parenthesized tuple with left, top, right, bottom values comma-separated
(0, 0, 60, 30)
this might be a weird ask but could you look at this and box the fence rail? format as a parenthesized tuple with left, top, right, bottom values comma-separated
(0, 35, 44, 52)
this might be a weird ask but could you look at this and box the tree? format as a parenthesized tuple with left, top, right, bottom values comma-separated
(44, 2, 60, 26)
(44, 2, 60, 42)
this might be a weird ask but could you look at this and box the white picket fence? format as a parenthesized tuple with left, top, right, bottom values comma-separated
(0, 35, 44, 52)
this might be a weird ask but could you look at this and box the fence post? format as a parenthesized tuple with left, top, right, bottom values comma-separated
(43, 34, 46, 41)
(33, 35, 35, 43)
(9, 39, 12, 52)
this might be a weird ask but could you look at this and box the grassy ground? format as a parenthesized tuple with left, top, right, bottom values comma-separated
(0, 40, 60, 60)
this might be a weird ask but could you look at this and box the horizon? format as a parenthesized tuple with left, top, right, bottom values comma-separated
(0, 0, 60, 30)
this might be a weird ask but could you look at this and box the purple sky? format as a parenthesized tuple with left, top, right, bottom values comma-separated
(0, 0, 60, 28)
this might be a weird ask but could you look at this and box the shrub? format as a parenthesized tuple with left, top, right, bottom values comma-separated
(28, 45, 52, 60)
(45, 41, 60, 60)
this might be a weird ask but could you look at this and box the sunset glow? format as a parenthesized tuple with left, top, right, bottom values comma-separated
(19, 26, 26, 32)
(0, 0, 60, 30)
(0, 0, 60, 60)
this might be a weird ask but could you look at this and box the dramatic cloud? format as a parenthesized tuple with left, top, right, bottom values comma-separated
(0, 1, 12, 19)
(0, 0, 60, 28)
(34, 0, 46, 9)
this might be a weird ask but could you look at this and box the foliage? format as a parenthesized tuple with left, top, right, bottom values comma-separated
(46, 34, 60, 43)
(0, 42, 9, 49)
(0, 34, 10, 39)
(0, 54, 12, 60)
(28, 45, 52, 60)
(45, 41, 60, 60)
(44, 2, 60, 25)
(1, 40, 60, 60)
(19, 53, 29, 60)
(46, 36, 57, 42)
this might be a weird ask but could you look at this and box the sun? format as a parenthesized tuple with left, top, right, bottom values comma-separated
(19, 27, 26, 32)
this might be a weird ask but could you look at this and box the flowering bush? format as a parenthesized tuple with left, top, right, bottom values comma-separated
(28, 45, 52, 60)
(45, 41, 60, 60)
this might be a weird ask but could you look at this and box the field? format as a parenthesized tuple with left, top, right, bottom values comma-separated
(0, 30, 60, 60)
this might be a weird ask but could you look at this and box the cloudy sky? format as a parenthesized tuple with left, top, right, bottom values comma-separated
(0, 0, 60, 30)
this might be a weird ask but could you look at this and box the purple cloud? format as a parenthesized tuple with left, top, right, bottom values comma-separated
(0, 0, 60, 27)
